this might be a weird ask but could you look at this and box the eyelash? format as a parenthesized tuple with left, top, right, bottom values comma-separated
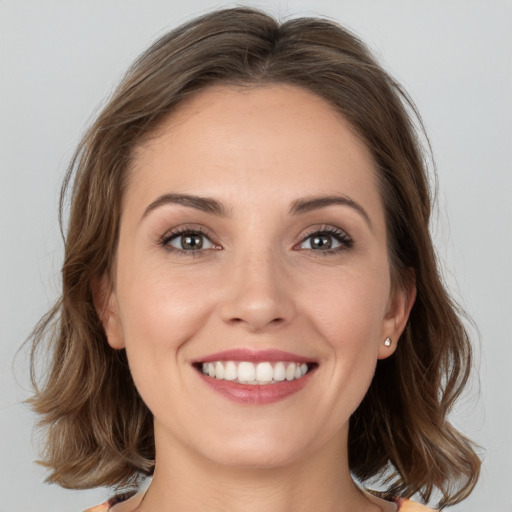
(295, 225, 354, 255)
(158, 225, 354, 256)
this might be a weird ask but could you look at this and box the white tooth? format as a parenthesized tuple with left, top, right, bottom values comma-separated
(256, 362, 273, 383)
(285, 363, 296, 381)
(202, 360, 307, 383)
(224, 361, 237, 380)
(215, 361, 225, 379)
(238, 362, 256, 382)
(274, 362, 286, 381)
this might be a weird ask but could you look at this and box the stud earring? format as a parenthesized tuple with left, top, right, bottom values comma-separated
(384, 337, 392, 347)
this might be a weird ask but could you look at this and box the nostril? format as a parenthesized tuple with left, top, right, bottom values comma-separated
(228, 316, 284, 325)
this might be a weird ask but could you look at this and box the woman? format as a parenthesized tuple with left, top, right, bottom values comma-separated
(29, 7, 480, 511)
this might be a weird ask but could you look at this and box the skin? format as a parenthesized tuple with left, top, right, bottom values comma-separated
(97, 84, 415, 512)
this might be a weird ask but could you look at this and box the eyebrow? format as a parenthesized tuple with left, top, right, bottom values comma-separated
(142, 192, 372, 229)
(142, 193, 228, 220)
(289, 195, 373, 229)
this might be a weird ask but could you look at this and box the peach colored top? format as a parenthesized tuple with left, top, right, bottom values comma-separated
(85, 492, 436, 511)
(397, 498, 437, 511)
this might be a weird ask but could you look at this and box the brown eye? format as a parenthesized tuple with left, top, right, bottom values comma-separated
(309, 234, 334, 250)
(298, 228, 353, 252)
(166, 232, 214, 251)
(300, 233, 341, 250)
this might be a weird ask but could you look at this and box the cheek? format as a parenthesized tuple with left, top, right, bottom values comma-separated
(303, 264, 389, 389)
(114, 263, 220, 419)
(114, 253, 220, 389)
(304, 264, 390, 345)
(118, 266, 216, 350)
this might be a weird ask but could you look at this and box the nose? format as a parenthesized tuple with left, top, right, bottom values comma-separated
(219, 249, 296, 332)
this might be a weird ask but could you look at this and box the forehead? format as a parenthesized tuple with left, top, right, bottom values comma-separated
(126, 84, 383, 225)
(135, 83, 373, 168)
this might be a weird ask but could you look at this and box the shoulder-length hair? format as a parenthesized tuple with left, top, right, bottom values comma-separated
(29, 7, 480, 507)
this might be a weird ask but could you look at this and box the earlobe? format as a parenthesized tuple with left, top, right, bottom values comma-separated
(91, 275, 125, 350)
(378, 273, 416, 360)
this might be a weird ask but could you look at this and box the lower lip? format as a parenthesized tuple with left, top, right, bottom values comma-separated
(197, 370, 314, 405)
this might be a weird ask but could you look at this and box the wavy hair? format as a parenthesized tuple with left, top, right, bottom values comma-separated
(29, 7, 480, 507)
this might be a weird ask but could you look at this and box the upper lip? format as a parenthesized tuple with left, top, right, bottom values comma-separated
(193, 348, 315, 364)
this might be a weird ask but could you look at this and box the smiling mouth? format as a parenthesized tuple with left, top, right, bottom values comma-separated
(194, 361, 316, 385)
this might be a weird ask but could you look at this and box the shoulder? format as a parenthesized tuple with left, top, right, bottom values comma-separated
(84, 502, 110, 512)
(84, 491, 139, 512)
(362, 490, 436, 512)
(398, 499, 437, 511)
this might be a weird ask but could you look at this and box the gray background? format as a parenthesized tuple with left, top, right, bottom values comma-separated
(1, 0, 511, 510)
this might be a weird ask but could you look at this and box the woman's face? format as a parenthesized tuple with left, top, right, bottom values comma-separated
(100, 84, 412, 469)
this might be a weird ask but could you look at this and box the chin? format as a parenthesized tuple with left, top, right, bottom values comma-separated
(192, 423, 325, 470)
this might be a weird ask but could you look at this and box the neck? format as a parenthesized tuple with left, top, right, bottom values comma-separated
(137, 425, 382, 512)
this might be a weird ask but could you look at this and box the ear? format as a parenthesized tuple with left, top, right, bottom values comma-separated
(378, 270, 416, 360)
(91, 274, 125, 350)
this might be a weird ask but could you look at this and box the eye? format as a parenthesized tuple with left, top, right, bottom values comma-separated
(297, 227, 353, 252)
(161, 228, 217, 252)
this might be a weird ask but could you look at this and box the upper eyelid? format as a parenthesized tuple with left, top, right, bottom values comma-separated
(161, 224, 212, 237)
(159, 225, 217, 246)
(298, 224, 351, 240)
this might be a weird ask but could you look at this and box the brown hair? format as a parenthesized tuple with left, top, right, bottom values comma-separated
(29, 7, 480, 507)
